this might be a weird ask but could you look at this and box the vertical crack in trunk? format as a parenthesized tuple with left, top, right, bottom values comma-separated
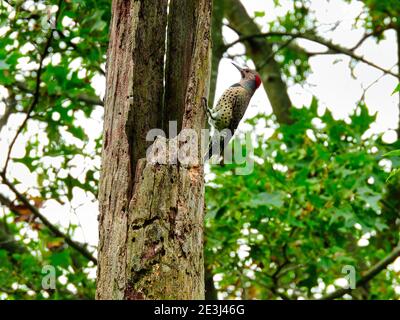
(97, 0, 212, 300)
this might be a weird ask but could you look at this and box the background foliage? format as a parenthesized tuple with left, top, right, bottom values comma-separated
(0, 0, 109, 299)
(206, 102, 400, 299)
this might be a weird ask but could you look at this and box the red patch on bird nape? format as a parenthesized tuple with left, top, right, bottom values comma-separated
(255, 74, 262, 89)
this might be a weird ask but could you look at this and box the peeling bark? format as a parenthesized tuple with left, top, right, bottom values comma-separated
(97, 0, 212, 300)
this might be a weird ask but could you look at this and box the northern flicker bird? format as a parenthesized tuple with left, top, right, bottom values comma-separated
(204, 61, 261, 160)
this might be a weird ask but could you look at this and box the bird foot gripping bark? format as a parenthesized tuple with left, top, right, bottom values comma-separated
(202, 97, 216, 121)
(202, 96, 221, 163)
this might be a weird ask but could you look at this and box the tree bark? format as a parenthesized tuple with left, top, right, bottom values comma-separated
(163, 0, 196, 134)
(224, 0, 293, 125)
(97, 0, 212, 300)
(209, 0, 225, 106)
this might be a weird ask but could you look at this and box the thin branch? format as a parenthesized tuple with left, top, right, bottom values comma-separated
(72, 93, 104, 106)
(0, 175, 97, 264)
(350, 24, 394, 52)
(0, 192, 13, 209)
(224, 31, 294, 50)
(225, 31, 399, 79)
(13, 81, 103, 106)
(320, 244, 400, 300)
(350, 31, 375, 51)
(356, 63, 397, 104)
(269, 243, 293, 300)
(256, 38, 295, 71)
(223, 22, 241, 36)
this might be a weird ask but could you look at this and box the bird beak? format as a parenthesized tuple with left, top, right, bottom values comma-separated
(231, 61, 244, 77)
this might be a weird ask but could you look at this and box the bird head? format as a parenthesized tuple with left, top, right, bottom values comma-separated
(232, 61, 262, 91)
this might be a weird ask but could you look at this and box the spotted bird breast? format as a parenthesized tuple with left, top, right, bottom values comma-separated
(212, 85, 252, 132)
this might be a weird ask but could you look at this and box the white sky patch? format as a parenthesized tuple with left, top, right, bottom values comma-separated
(357, 238, 369, 247)
(19, 42, 35, 55)
(91, 74, 106, 100)
(51, 52, 62, 66)
(392, 257, 400, 272)
(16, 57, 39, 71)
(62, 16, 76, 28)
(334, 278, 349, 288)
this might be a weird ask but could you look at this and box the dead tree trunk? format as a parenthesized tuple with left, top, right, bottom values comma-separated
(96, 0, 212, 300)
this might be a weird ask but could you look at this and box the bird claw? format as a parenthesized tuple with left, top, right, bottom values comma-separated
(201, 97, 208, 111)
(202, 96, 216, 121)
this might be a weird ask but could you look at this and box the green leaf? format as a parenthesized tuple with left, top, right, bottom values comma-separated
(350, 103, 376, 135)
(383, 149, 400, 158)
(0, 60, 9, 70)
(49, 251, 71, 269)
(329, 207, 354, 225)
(254, 11, 265, 18)
(249, 192, 284, 208)
(392, 83, 400, 95)
(387, 168, 400, 182)
(357, 187, 381, 213)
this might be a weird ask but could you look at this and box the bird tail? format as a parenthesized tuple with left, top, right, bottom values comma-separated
(204, 135, 231, 163)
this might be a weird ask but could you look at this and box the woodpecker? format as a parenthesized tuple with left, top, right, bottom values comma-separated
(204, 61, 261, 161)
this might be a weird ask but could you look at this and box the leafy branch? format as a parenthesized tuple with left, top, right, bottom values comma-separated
(1, 0, 63, 174)
(384, 150, 400, 181)
(0, 173, 97, 264)
(12, 81, 103, 107)
(320, 244, 400, 300)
